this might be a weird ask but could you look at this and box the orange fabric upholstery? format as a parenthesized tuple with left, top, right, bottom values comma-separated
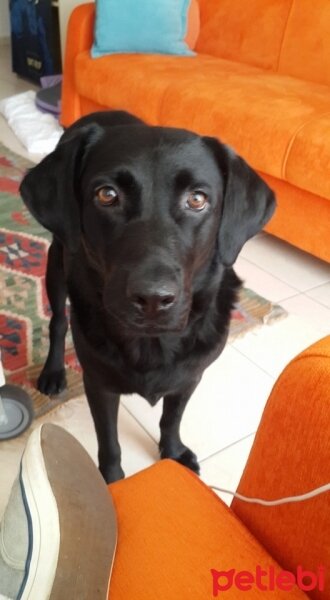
(185, 0, 200, 50)
(196, 0, 292, 70)
(157, 67, 330, 189)
(69, 49, 330, 189)
(108, 461, 306, 599)
(277, 0, 330, 87)
(262, 174, 330, 261)
(284, 113, 330, 202)
(197, 0, 330, 88)
(232, 336, 330, 600)
(107, 336, 330, 599)
(61, 1, 330, 263)
(61, 3, 95, 127)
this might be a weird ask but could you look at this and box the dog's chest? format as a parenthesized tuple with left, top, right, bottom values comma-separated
(71, 308, 194, 400)
(119, 337, 187, 403)
(70, 295, 229, 404)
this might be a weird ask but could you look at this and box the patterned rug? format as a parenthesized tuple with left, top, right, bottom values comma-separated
(0, 143, 286, 418)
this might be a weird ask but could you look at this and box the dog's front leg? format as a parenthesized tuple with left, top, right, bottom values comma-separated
(38, 239, 68, 395)
(159, 381, 200, 475)
(83, 374, 124, 483)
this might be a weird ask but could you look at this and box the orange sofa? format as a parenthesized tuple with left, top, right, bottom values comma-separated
(107, 335, 330, 599)
(61, 1, 330, 263)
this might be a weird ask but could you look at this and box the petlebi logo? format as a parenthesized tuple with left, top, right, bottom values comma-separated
(211, 565, 326, 595)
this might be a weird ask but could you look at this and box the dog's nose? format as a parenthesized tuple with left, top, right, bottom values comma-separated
(128, 283, 178, 318)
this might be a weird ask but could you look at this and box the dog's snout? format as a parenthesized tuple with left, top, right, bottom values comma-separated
(131, 288, 177, 317)
(128, 281, 178, 318)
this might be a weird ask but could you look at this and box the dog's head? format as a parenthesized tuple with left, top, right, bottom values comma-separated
(20, 112, 275, 335)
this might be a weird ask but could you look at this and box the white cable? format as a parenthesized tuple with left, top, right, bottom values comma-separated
(210, 482, 330, 506)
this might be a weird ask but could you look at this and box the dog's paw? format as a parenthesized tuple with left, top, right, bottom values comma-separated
(100, 464, 125, 484)
(175, 448, 200, 475)
(37, 368, 67, 396)
(160, 445, 200, 475)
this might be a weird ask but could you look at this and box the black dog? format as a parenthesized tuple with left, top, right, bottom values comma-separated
(20, 111, 275, 483)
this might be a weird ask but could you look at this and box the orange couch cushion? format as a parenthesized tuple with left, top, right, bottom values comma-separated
(278, 0, 330, 87)
(232, 337, 330, 600)
(108, 460, 306, 599)
(284, 113, 330, 201)
(196, 0, 292, 70)
(262, 173, 330, 263)
(197, 0, 330, 88)
(74, 51, 330, 199)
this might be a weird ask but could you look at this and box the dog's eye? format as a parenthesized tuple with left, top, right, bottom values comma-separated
(186, 191, 208, 211)
(96, 186, 119, 206)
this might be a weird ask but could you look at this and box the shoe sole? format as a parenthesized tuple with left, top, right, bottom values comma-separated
(18, 424, 117, 600)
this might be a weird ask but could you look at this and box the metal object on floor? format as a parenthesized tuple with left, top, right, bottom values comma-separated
(0, 355, 34, 440)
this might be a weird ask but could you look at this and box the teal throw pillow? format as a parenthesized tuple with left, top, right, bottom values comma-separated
(92, 0, 195, 58)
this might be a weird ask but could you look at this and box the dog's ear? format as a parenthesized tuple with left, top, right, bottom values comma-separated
(203, 137, 276, 267)
(20, 123, 103, 253)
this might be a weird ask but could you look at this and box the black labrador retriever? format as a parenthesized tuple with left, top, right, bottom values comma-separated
(20, 111, 275, 483)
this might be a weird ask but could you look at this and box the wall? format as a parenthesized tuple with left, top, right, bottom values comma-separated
(0, 0, 10, 40)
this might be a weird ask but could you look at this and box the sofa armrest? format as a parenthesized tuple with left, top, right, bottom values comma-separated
(61, 3, 95, 127)
(107, 459, 305, 599)
(232, 336, 330, 592)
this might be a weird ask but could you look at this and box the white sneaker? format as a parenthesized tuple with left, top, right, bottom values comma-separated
(0, 424, 117, 599)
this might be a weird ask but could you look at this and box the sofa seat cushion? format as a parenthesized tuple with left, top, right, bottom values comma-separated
(75, 51, 260, 123)
(108, 459, 306, 599)
(75, 51, 330, 200)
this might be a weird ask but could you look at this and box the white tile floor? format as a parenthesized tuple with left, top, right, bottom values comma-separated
(0, 44, 329, 516)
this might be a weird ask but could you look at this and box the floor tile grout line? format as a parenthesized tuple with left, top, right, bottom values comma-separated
(305, 284, 330, 310)
(122, 400, 260, 461)
(231, 342, 278, 380)
(237, 254, 330, 293)
(237, 254, 301, 290)
(199, 431, 256, 464)
(238, 253, 330, 295)
(282, 290, 330, 302)
(121, 402, 160, 445)
(122, 399, 258, 475)
(281, 291, 330, 324)
(274, 291, 305, 303)
(237, 254, 304, 291)
(236, 259, 310, 302)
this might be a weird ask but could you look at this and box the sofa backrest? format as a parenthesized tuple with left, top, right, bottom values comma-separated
(277, 0, 330, 86)
(196, 0, 330, 86)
